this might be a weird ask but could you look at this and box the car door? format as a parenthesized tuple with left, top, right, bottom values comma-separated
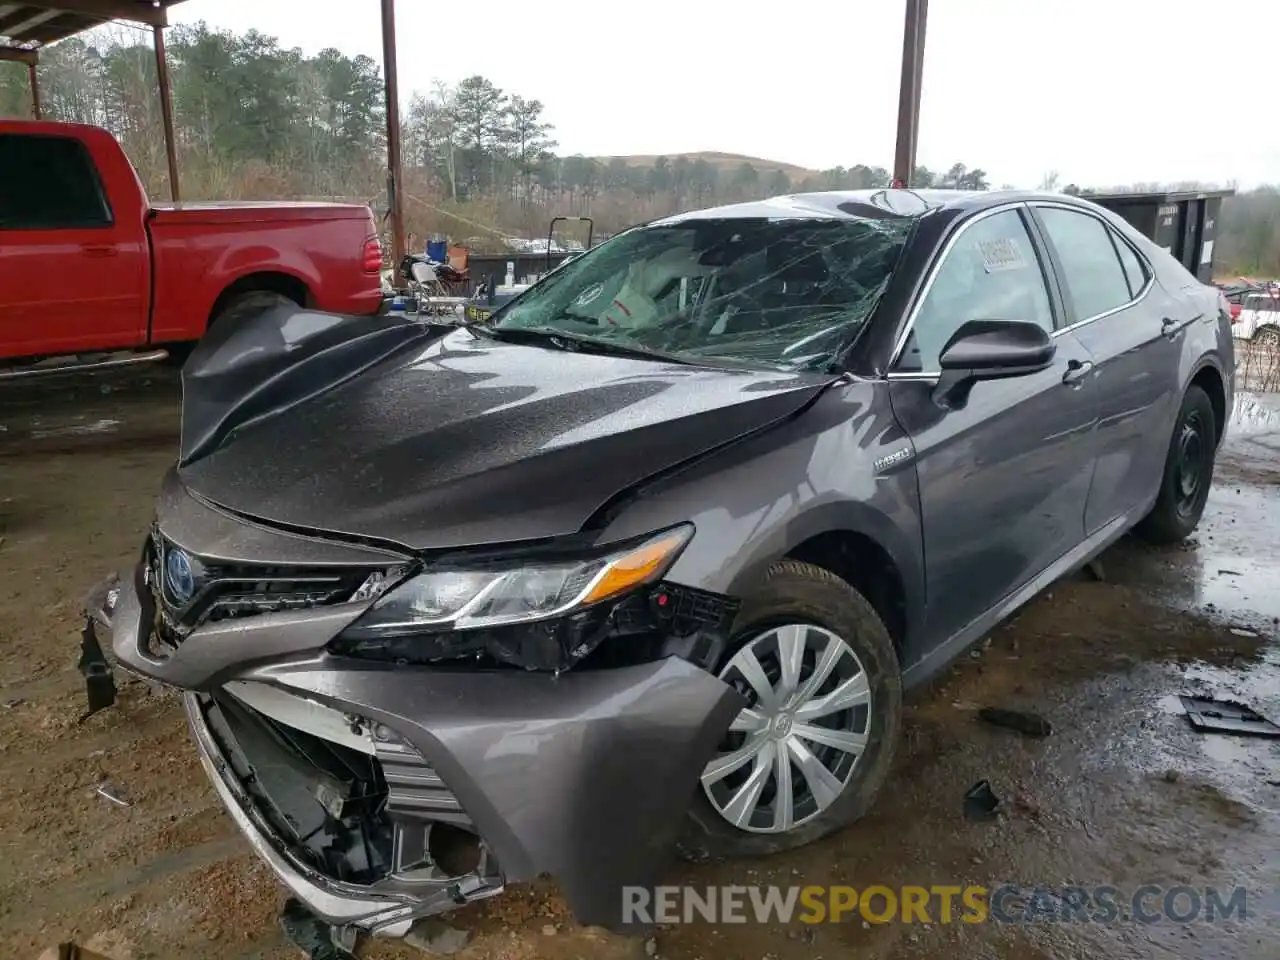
(887, 204, 1100, 642)
(0, 132, 147, 359)
(1030, 204, 1181, 533)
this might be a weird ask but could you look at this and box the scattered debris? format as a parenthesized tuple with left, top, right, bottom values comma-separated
(404, 919, 471, 956)
(1012, 791, 1042, 820)
(278, 898, 358, 960)
(36, 945, 117, 960)
(76, 619, 117, 722)
(964, 780, 1000, 821)
(1229, 627, 1259, 638)
(1163, 769, 1180, 783)
(1084, 559, 1105, 581)
(541, 924, 558, 936)
(644, 936, 658, 956)
(1217, 569, 1243, 576)
(95, 783, 130, 808)
(977, 707, 1053, 738)
(1179, 696, 1280, 738)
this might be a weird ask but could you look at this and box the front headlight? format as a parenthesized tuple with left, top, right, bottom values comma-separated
(339, 524, 693, 641)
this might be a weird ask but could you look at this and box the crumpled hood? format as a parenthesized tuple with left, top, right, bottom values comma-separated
(179, 328, 836, 551)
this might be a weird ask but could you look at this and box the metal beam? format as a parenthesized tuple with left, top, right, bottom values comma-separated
(380, 0, 405, 273)
(27, 0, 169, 28)
(892, 0, 928, 187)
(0, 46, 39, 65)
(153, 23, 179, 202)
(28, 60, 40, 118)
(3, 8, 59, 36)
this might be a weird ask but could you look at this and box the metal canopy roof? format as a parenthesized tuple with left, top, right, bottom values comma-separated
(0, 1, 187, 60)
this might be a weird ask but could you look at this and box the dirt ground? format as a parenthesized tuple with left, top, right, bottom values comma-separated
(1, 369, 1278, 960)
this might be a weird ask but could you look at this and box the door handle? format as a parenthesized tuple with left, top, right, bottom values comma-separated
(1062, 359, 1093, 386)
(80, 245, 118, 258)
(1161, 316, 1180, 339)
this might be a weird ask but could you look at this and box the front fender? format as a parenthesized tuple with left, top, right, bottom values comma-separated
(598, 380, 926, 650)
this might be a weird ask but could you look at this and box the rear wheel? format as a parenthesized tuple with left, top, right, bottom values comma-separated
(168, 290, 300, 368)
(1136, 385, 1217, 544)
(677, 560, 901, 861)
(211, 289, 298, 328)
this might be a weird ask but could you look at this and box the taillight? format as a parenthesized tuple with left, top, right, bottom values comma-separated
(1230, 303, 1241, 323)
(361, 234, 382, 274)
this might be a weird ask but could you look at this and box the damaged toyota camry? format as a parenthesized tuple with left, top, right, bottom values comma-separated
(83, 189, 1233, 943)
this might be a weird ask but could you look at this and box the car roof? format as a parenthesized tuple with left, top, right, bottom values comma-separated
(648, 188, 1085, 226)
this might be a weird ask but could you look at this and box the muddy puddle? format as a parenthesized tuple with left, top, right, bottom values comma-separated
(0, 373, 1277, 960)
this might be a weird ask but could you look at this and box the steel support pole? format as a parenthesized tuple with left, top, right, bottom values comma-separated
(27, 61, 40, 119)
(380, 0, 406, 272)
(892, 0, 928, 187)
(153, 25, 180, 202)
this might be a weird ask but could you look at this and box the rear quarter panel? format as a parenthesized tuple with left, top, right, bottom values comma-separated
(148, 211, 382, 343)
(1102, 214, 1235, 447)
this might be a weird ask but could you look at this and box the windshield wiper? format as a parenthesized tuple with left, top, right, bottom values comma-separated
(485, 327, 695, 365)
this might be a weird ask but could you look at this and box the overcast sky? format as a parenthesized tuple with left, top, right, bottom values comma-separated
(172, 0, 1276, 189)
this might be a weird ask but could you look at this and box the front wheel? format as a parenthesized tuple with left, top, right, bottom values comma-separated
(677, 560, 901, 861)
(1135, 384, 1217, 544)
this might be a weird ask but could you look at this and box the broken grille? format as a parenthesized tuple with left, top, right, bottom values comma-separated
(146, 530, 375, 641)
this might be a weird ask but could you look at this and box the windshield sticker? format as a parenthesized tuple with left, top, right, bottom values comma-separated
(574, 282, 605, 306)
(977, 238, 1027, 273)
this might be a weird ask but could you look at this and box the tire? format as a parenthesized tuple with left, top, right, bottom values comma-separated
(1135, 384, 1217, 545)
(677, 560, 901, 862)
(211, 290, 298, 329)
(1253, 325, 1280, 348)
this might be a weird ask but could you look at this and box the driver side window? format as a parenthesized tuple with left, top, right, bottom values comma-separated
(897, 209, 1054, 374)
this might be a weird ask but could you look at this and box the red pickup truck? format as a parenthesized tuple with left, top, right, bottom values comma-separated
(1, 121, 384, 378)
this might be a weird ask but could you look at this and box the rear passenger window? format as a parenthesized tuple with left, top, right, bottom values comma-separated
(1111, 232, 1150, 299)
(1036, 207, 1133, 321)
(0, 134, 112, 229)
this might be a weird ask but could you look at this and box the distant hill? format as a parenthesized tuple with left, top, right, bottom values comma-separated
(595, 151, 823, 183)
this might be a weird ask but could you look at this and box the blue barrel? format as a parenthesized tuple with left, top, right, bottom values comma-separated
(426, 239, 448, 262)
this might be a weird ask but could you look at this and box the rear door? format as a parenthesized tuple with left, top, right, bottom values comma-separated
(0, 132, 147, 359)
(1029, 203, 1181, 532)
(887, 204, 1100, 643)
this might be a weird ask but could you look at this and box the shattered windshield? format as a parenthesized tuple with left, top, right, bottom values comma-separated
(491, 216, 917, 371)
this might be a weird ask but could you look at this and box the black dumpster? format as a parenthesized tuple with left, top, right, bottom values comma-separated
(1085, 189, 1233, 284)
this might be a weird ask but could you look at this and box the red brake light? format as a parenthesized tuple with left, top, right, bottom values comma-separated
(361, 234, 383, 274)
(1230, 303, 1241, 322)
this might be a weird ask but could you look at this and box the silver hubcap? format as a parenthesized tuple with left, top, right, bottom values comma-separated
(701, 624, 873, 834)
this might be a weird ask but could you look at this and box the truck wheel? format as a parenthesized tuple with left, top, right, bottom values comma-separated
(1253, 325, 1280, 348)
(211, 290, 298, 329)
(1136, 385, 1217, 545)
(677, 560, 901, 862)
(166, 291, 300, 368)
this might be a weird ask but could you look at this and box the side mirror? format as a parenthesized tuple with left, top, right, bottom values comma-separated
(933, 319, 1056, 408)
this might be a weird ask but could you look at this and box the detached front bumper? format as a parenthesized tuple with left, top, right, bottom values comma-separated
(85, 566, 743, 933)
